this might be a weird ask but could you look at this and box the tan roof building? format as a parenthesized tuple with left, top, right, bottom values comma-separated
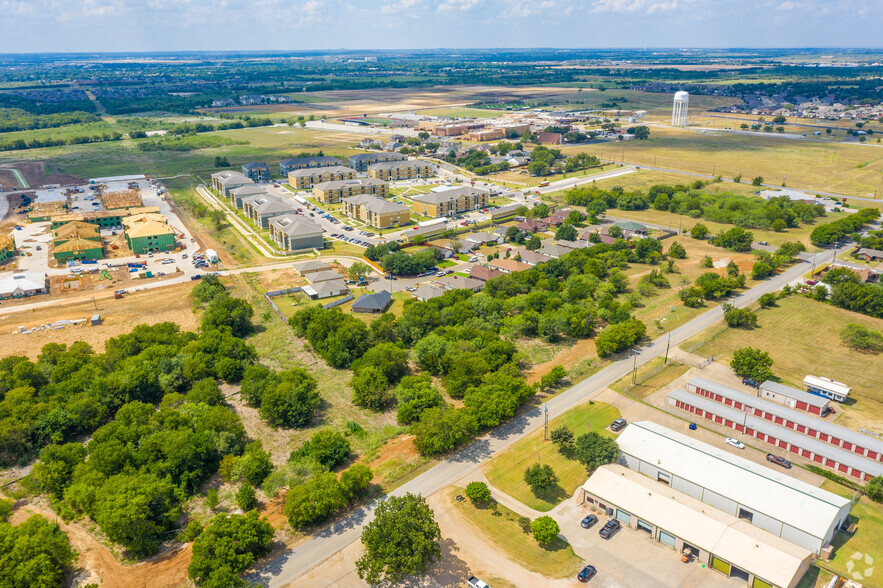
(52, 220, 101, 245)
(411, 187, 489, 218)
(489, 258, 532, 274)
(342, 194, 410, 229)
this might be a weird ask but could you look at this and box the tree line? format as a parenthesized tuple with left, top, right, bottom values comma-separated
(0, 107, 100, 133)
(0, 131, 122, 152)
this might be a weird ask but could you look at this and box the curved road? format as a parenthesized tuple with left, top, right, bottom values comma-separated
(250, 247, 843, 588)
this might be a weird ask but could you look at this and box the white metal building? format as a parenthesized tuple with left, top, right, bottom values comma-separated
(615, 421, 851, 554)
(580, 465, 813, 588)
(803, 375, 851, 403)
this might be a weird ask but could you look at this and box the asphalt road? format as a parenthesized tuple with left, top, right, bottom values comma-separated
(251, 247, 841, 588)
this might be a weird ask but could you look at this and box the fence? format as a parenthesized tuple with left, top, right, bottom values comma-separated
(323, 294, 353, 309)
(264, 287, 303, 321)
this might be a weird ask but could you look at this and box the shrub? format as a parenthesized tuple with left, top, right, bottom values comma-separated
(531, 516, 560, 544)
(550, 425, 575, 449)
(291, 430, 351, 470)
(730, 347, 773, 382)
(723, 305, 758, 329)
(465, 481, 492, 503)
(667, 241, 687, 259)
(523, 463, 557, 494)
(840, 324, 883, 353)
(236, 482, 258, 511)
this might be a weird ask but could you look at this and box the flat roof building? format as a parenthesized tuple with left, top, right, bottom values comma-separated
(616, 420, 852, 554)
(580, 465, 812, 588)
(758, 380, 830, 415)
(803, 375, 850, 403)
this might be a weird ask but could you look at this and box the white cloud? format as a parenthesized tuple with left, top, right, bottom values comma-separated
(380, 0, 420, 15)
(592, 0, 682, 14)
(437, 0, 481, 12)
(776, 1, 797, 9)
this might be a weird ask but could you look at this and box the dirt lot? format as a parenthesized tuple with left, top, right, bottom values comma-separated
(0, 281, 198, 358)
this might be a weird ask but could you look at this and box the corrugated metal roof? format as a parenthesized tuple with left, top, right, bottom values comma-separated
(759, 380, 829, 409)
(617, 420, 852, 540)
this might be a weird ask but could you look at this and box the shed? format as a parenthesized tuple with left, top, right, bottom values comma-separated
(91, 314, 101, 326)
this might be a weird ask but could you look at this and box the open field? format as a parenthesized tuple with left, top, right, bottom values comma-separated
(446, 488, 582, 579)
(822, 481, 883, 588)
(561, 125, 883, 198)
(483, 401, 620, 512)
(610, 357, 691, 401)
(682, 296, 883, 432)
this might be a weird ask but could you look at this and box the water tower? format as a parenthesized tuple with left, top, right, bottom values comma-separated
(672, 91, 689, 126)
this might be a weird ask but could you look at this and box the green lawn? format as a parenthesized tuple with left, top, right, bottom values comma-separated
(821, 481, 883, 588)
(448, 488, 582, 579)
(683, 296, 883, 432)
(483, 401, 621, 512)
(610, 357, 691, 400)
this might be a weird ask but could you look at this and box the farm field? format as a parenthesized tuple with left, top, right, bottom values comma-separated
(483, 401, 620, 512)
(561, 125, 883, 198)
(682, 296, 883, 432)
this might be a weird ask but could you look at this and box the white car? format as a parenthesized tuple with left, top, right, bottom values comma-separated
(725, 438, 745, 450)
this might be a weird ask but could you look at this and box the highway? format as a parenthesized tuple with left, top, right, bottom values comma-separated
(250, 246, 841, 588)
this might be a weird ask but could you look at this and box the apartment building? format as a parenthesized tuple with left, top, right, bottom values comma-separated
(313, 178, 389, 204)
(287, 166, 357, 190)
(210, 171, 253, 197)
(342, 194, 410, 229)
(366, 160, 435, 181)
(411, 186, 489, 218)
(242, 162, 271, 182)
(279, 155, 342, 174)
(348, 152, 408, 172)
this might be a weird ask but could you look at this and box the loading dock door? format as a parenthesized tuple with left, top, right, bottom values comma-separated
(658, 530, 676, 548)
(711, 556, 731, 576)
(637, 519, 653, 534)
(752, 578, 773, 588)
(616, 510, 631, 525)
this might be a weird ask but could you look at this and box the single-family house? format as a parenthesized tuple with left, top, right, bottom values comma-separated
(489, 258, 532, 274)
(469, 265, 504, 282)
(434, 275, 485, 293)
(293, 260, 330, 276)
(351, 290, 392, 314)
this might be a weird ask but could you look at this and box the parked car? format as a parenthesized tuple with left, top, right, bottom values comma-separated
(758, 241, 769, 246)
(610, 418, 627, 432)
(467, 576, 489, 588)
(599, 519, 620, 539)
(577, 565, 597, 583)
(741, 377, 759, 388)
(766, 454, 792, 469)
(580, 514, 598, 529)
(725, 438, 745, 450)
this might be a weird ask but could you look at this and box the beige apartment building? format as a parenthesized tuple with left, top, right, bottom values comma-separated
(411, 187, 489, 218)
(313, 178, 389, 204)
(342, 194, 410, 229)
(367, 160, 435, 181)
(288, 166, 357, 190)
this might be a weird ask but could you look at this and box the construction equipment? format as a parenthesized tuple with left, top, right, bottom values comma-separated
(99, 270, 112, 280)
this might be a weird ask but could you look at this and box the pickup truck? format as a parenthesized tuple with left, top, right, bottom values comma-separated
(467, 576, 489, 588)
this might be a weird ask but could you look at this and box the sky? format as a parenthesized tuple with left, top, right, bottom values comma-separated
(0, 0, 880, 53)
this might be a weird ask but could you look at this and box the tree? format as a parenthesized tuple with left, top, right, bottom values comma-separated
(531, 516, 560, 544)
(201, 297, 254, 338)
(413, 406, 478, 457)
(595, 319, 646, 357)
(188, 511, 274, 587)
(187, 377, 225, 406)
(840, 324, 883, 353)
(465, 481, 491, 504)
(667, 241, 687, 259)
(395, 375, 443, 425)
(751, 262, 774, 280)
(340, 464, 373, 500)
(690, 223, 709, 240)
(730, 347, 773, 382)
(758, 293, 777, 308)
(555, 224, 577, 241)
(351, 366, 393, 411)
(259, 375, 321, 429)
(752, 176, 763, 186)
(0, 515, 76, 588)
(539, 365, 567, 390)
(630, 125, 650, 140)
(236, 482, 258, 511)
(346, 262, 371, 282)
(284, 472, 347, 529)
(356, 493, 441, 585)
(573, 432, 619, 471)
(723, 305, 758, 329)
(238, 441, 273, 486)
(526, 235, 542, 251)
(291, 430, 350, 469)
(523, 463, 558, 494)
(715, 227, 754, 252)
(32, 442, 86, 499)
(867, 476, 883, 503)
(550, 425, 575, 450)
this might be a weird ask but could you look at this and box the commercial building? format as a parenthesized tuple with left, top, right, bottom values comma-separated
(210, 171, 253, 197)
(411, 187, 489, 218)
(242, 195, 297, 229)
(268, 215, 324, 251)
(464, 128, 504, 142)
(758, 380, 830, 415)
(366, 160, 435, 181)
(348, 152, 408, 172)
(242, 162, 271, 182)
(803, 375, 850, 403)
(229, 185, 270, 209)
(0, 273, 48, 299)
(123, 214, 176, 254)
(279, 155, 342, 174)
(616, 420, 852, 554)
(579, 465, 813, 588)
(489, 203, 522, 220)
(313, 178, 389, 204)
(0, 233, 14, 264)
(342, 194, 410, 229)
(351, 290, 392, 314)
(287, 166, 357, 190)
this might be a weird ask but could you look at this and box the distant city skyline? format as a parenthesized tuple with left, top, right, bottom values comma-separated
(0, 0, 880, 53)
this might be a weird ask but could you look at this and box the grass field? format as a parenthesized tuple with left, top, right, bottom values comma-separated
(417, 107, 510, 118)
(610, 357, 691, 401)
(447, 488, 582, 579)
(683, 296, 883, 432)
(560, 125, 883, 198)
(822, 481, 883, 588)
(483, 401, 620, 512)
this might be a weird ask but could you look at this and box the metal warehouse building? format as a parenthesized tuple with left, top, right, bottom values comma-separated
(580, 465, 813, 588)
(758, 380, 830, 415)
(615, 421, 852, 554)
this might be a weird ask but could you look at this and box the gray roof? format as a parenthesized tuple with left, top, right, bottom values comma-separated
(281, 156, 340, 166)
(315, 178, 387, 191)
(759, 380, 829, 409)
(350, 152, 408, 162)
(351, 290, 392, 312)
(688, 377, 883, 455)
(434, 275, 484, 291)
(343, 194, 407, 214)
(292, 260, 330, 272)
(367, 159, 432, 171)
(242, 162, 270, 170)
(668, 389, 883, 478)
(307, 270, 343, 284)
(614, 220, 648, 232)
(413, 186, 488, 205)
(557, 239, 590, 249)
(414, 283, 445, 300)
(230, 185, 269, 197)
(269, 214, 323, 237)
(250, 196, 297, 215)
(288, 165, 356, 178)
(463, 231, 499, 243)
(306, 279, 348, 295)
(517, 250, 552, 265)
(213, 171, 252, 186)
(856, 247, 883, 258)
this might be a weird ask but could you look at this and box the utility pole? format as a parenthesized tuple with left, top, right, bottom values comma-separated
(664, 333, 672, 365)
(631, 350, 638, 384)
(544, 404, 549, 441)
(92, 297, 97, 311)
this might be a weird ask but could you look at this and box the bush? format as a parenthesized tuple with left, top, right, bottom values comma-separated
(667, 241, 687, 259)
(758, 293, 777, 308)
(0, 498, 12, 522)
(550, 425, 575, 449)
(867, 476, 883, 502)
(340, 464, 373, 500)
(840, 324, 883, 353)
(395, 375, 443, 425)
(730, 347, 773, 382)
(523, 463, 558, 494)
(259, 371, 321, 428)
(465, 481, 492, 503)
(723, 305, 758, 329)
(181, 520, 203, 542)
(595, 319, 646, 357)
(539, 365, 567, 390)
(690, 224, 709, 239)
(351, 366, 393, 411)
(236, 482, 258, 511)
(531, 515, 560, 544)
(188, 511, 273, 586)
(291, 430, 351, 470)
(751, 262, 774, 280)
